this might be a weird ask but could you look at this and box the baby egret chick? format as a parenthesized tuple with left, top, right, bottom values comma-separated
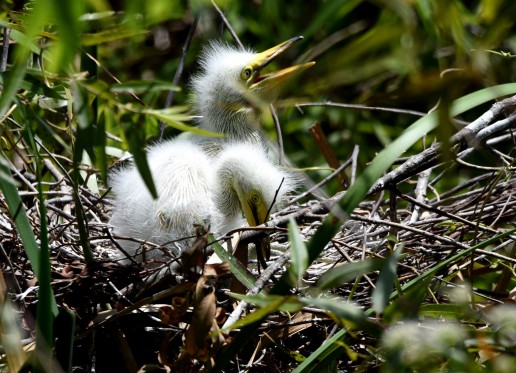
(213, 142, 298, 267)
(109, 139, 218, 262)
(109, 139, 296, 265)
(190, 36, 315, 156)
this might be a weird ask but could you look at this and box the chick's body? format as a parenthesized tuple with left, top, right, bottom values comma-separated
(109, 139, 220, 260)
(109, 140, 295, 263)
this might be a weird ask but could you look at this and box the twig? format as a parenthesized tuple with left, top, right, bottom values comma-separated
(350, 145, 359, 186)
(158, 14, 199, 140)
(297, 101, 429, 119)
(309, 122, 348, 188)
(289, 158, 351, 205)
(410, 168, 431, 223)
(368, 95, 516, 195)
(1, 26, 10, 72)
(392, 188, 500, 234)
(270, 104, 284, 165)
(210, 0, 244, 50)
(455, 158, 514, 171)
(222, 252, 290, 329)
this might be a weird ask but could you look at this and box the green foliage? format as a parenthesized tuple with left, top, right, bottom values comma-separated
(1, 0, 515, 371)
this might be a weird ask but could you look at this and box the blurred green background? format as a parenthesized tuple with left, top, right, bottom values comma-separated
(3, 0, 515, 197)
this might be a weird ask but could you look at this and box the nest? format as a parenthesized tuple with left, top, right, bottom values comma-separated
(1, 97, 515, 372)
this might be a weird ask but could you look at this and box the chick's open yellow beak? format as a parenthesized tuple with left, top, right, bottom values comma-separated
(247, 36, 315, 90)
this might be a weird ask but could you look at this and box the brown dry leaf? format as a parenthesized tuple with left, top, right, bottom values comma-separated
(181, 225, 209, 276)
(184, 291, 217, 358)
(159, 297, 189, 325)
(59, 265, 78, 279)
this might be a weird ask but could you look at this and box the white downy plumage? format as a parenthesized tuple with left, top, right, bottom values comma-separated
(109, 139, 296, 263)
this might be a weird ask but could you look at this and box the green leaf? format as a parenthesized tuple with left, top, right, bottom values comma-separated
(223, 296, 291, 331)
(290, 84, 516, 373)
(228, 293, 303, 313)
(338, 83, 516, 212)
(317, 257, 385, 291)
(210, 236, 256, 290)
(47, 0, 84, 71)
(127, 126, 158, 199)
(143, 108, 224, 137)
(0, 54, 29, 117)
(81, 28, 149, 46)
(418, 304, 468, 319)
(288, 217, 309, 285)
(0, 151, 56, 317)
(371, 243, 404, 314)
(110, 81, 181, 94)
(300, 297, 365, 325)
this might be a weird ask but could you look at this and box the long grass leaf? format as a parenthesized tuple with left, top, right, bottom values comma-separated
(317, 257, 385, 290)
(371, 243, 404, 314)
(210, 237, 256, 290)
(288, 217, 309, 285)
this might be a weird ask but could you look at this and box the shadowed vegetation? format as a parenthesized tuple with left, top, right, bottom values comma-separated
(1, 0, 515, 372)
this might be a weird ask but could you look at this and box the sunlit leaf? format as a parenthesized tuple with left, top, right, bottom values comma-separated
(110, 80, 180, 94)
(288, 217, 309, 284)
(81, 28, 149, 46)
(300, 297, 365, 325)
(317, 257, 385, 290)
(210, 236, 256, 290)
(228, 293, 303, 313)
(371, 243, 404, 314)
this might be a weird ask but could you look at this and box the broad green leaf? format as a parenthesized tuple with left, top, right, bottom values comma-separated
(7, 29, 42, 55)
(143, 108, 223, 137)
(288, 217, 309, 285)
(300, 297, 365, 325)
(228, 293, 303, 313)
(290, 84, 516, 373)
(371, 243, 404, 314)
(0, 150, 57, 319)
(317, 257, 385, 290)
(223, 296, 290, 331)
(0, 56, 29, 117)
(125, 121, 158, 199)
(71, 82, 95, 262)
(110, 81, 181, 94)
(419, 304, 469, 319)
(47, 0, 84, 72)
(210, 236, 256, 290)
(81, 28, 149, 46)
(339, 83, 516, 212)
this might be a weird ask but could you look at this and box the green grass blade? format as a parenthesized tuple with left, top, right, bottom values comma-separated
(291, 84, 516, 372)
(0, 151, 57, 314)
(371, 243, 404, 314)
(317, 257, 385, 291)
(210, 236, 256, 290)
(287, 217, 309, 285)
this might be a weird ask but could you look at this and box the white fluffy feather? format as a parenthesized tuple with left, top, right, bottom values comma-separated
(109, 139, 297, 263)
(188, 42, 264, 155)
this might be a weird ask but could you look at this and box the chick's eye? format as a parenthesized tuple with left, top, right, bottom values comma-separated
(242, 67, 253, 80)
(251, 194, 260, 203)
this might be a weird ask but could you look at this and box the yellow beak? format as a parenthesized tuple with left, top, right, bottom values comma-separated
(247, 36, 315, 90)
(242, 200, 269, 229)
(240, 197, 271, 269)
